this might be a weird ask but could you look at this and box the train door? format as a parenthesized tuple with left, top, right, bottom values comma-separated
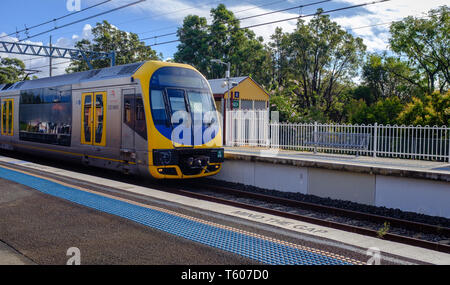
(121, 89, 136, 163)
(81, 92, 107, 146)
(1, 99, 14, 137)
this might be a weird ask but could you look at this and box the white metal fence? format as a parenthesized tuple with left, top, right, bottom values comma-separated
(225, 110, 450, 162)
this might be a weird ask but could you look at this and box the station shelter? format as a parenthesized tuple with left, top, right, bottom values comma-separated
(208, 76, 270, 143)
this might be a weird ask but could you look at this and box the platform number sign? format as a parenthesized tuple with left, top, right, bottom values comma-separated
(234, 92, 240, 99)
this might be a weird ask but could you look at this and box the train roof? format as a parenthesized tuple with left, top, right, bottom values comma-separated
(0, 61, 145, 93)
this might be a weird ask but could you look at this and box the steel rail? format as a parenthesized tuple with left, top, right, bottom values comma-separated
(189, 182, 450, 236)
(169, 181, 450, 254)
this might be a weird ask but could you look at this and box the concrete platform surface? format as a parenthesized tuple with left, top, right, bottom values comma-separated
(0, 241, 34, 265)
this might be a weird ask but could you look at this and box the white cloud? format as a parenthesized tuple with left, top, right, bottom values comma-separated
(71, 24, 93, 42)
(115, 0, 212, 23)
(233, 4, 299, 42)
(332, 0, 448, 51)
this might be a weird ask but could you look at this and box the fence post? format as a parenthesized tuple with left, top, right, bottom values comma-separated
(373, 123, 378, 158)
(448, 127, 450, 162)
(314, 121, 318, 154)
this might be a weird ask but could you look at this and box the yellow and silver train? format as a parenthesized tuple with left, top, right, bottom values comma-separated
(0, 61, 224, 179)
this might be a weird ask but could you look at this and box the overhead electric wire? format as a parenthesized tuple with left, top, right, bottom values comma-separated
(135, 0, 292, 37)
(141, 32, 178, 41)
(28, 60, 73, 71)
(0, 0, 113, 40)
(238, 0, 331, 21)
(347, 14, 431, 31)
(116, 0, 228, 27)
(147, 0, 390, 47)
(233, 0, 290, 14)
(18, 0, 146, 42)
(141, 0, 332, 42)
(242, 0, 390, 29)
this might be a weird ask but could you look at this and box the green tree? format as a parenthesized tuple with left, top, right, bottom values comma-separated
(0, 57, 26, 84)
(398, 91, 450, 126)
(175, 15, 211, 76)
(348, 97, 404, 125)
(349, 85, 374, 105)
(67, 20, 161, 73)
(362, 53, 421, 102)
(268, 27, 291, 88)
(278, 10, 366, 122)
(389, 6, 449, 94)
(174, 4, 272, 84)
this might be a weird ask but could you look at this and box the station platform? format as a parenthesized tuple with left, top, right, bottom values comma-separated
(0, 153, 449, 265)
(224, 147, 450, 182)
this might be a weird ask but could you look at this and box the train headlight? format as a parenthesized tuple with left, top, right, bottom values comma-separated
(187, 157, 194, 166)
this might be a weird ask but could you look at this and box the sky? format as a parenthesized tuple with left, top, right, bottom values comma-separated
(0, 0, 448, 77)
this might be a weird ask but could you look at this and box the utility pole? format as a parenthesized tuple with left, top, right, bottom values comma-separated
(49, 35, 52, 77)
(211, 59, 231, 145)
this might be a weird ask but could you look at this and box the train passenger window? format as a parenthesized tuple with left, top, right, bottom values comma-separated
(123, 90, 147, 141)
(135, 97, 147, 140)
(136, 98, 145, 121)
(1, 101, 6, 135)
(82, 94, 92, 144)
(1, 99, 13, 136)
(124, 99, 132, 123)
(95, 94, 104, 145)
(19, 86, 72, 146)
(94, 92, 106, 146)
(7, 100, 13, 135)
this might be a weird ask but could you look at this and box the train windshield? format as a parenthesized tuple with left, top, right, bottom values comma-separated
(150, 67, 217, 125)
(167, 89, 188, 116)
(187, 91, 216, 121)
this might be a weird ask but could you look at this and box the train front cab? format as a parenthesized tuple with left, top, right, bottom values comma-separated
(133, 61, 224, 179)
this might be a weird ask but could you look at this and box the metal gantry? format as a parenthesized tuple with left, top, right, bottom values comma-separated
(0, 40, 116, 70)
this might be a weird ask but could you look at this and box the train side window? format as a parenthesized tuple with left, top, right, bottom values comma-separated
(1, 100, 13, 136)
(136, 98, 145, 121)
(124, 99, 132, 123)
(7, 100, 13, 136)
(123, 91, 147, 140)
(150, 90, 169, 126)
(81, 93, 93, 144)
(135, 96, 147, 140)
(1, 101, 6, 135)
(94, 92, 106, 146)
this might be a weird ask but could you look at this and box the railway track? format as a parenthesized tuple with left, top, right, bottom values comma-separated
(160, 180, 450, 254)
